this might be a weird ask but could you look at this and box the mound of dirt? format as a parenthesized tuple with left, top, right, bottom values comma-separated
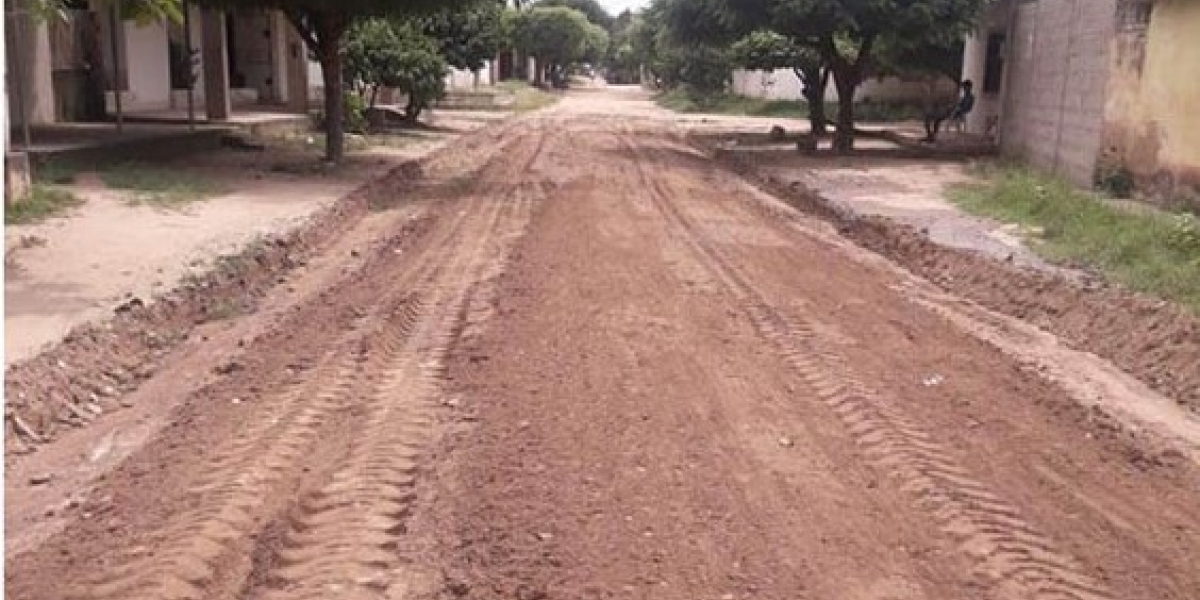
(702, 137, 1200, 414)
(3, 160, 423, 456)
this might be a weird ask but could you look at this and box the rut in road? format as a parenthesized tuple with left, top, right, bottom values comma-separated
(58, 127, 547, 600)
(618, 125, 1114, 600)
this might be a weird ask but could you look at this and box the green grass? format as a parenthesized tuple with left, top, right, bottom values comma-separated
(101, 163, 222, 206)
(655, 87, 925, 122)
(496, 80, 561, 113)
(950, 166, 1200, 312)
(5, 185, 84, 225)
(32, 160, 82, 185)
(656, 88, 806, 118)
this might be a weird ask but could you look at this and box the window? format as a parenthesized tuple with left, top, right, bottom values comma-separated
(983, 32, 1006, 95)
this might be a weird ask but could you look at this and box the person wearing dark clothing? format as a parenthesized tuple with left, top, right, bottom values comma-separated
(924, 80, 975, 142)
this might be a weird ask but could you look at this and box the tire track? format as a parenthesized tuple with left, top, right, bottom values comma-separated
(617, 125, 1114, 600)
(244, 130, 548, 600)
(62, 128, 548, 600)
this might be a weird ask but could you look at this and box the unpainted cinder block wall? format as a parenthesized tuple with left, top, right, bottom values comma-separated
(1000, 0, 1117, 187)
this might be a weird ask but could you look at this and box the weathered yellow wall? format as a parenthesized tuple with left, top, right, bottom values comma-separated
(1104, 0, 1200, 200)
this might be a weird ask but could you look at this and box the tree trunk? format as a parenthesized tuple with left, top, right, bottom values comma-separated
(304, 13, 348, 164)
(832, 66, 857, 154)
(532, 58, 544, 87)
(405, 96, 422, 123)
(317, 42, 344, 163)
(796, 65, 829, 137)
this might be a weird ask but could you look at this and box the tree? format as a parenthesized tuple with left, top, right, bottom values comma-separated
(509, 6, 605, 87)
(193, 0, 479, 163)
(715, 0, 988, 153)
(533, 0, 613, 30)
(631, 0, 731, 92)
(731, 30, 829, 135)
(345, 19, 448, 121)
(605, 12, 640, 84)
(420, 0, 509, 74)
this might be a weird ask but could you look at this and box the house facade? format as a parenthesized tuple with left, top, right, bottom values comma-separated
(961, 0, 1200, 205)
(5, 0, 310, 126)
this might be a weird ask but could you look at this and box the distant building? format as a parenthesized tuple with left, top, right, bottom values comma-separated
(961, 0, 1199, 205)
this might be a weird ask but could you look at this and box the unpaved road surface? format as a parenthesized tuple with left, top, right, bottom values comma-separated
(7, 88, 1200, 600)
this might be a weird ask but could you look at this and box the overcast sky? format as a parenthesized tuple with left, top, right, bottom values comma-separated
(598, 0, 649, 15)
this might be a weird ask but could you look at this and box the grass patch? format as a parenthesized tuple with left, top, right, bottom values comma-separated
(656, 88, 805, 118)
(656, 87, 925, 122)
(496, 80, 561, 113)
(101, 162, 222, 206)
(205, 298, 246, 321)
(32, 160, 82, 185)
(5, 185, 84, 225)
(950, 166, 1200, 312)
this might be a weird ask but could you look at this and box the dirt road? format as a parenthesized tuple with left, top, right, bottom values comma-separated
(7, 88, 1199, 600)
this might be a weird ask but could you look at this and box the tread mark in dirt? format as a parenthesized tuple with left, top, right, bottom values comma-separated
(62, 129, 547, 600)
(618, 126, 1114, 600)
(249, 146, 543, 600)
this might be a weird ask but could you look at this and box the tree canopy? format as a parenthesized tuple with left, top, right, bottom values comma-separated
(419, 0, 509, 72)
(345, 19, 448, 121)
(532, 0, 613, 30)
(509, 6, 608, 87)
(645, 0, 987, 152)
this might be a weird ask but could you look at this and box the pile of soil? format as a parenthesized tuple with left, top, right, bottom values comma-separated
(701, 136, 1200, 414)
(3, 160, 422, 455)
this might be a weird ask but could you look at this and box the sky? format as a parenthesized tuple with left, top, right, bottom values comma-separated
(598, 0, 649, 15)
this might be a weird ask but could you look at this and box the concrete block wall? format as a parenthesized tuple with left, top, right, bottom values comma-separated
(730, 69, 952, 104)
(1001, 0, 1117, 186)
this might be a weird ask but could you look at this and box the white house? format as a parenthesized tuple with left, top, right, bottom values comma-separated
(5, 0, 310, 127)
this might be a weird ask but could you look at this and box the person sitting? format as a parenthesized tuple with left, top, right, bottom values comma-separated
(924, 80, 975, 143)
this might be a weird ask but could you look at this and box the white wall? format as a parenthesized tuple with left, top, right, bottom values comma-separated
(445, 63, 494, 90)
(730, 69, 954, 104)
(108, 20, 171, 112)
(308, 60, 325, 102)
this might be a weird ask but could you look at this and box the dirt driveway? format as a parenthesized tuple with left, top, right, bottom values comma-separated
(6, 87, 1199, 600)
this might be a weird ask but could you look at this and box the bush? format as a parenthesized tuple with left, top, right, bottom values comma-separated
(657, 45, 732, 93)
(343, 92, 369, 134)
(346, 19, 448, 124)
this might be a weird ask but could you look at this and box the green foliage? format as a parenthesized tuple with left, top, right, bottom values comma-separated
(390, 29, 450, 120)
(419, 1, 509, 72)
(659, 0, 988, 150)
(5, 185, 83, 225)
(730, 30, 803, 72)
(533, 0, 613, 30)
(343, 91, 369, 133)
(192, 0, 481, 162)
(498, 80, 562, 112)
(345, 19, 448, 121)
(656, 44, 732, 92)
(605, 11, 643, 83)
(509, 6, 608, 85)
(950, 167, 1200, 312)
